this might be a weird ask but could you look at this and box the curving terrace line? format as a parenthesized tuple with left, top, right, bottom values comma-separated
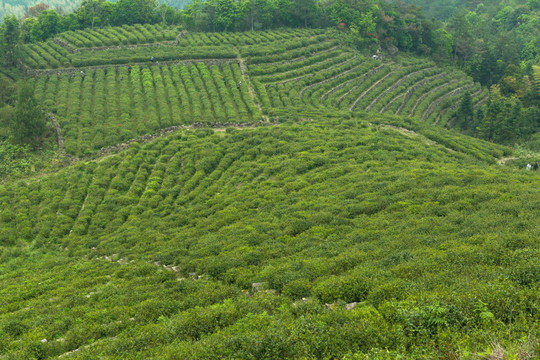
(350, 69, 399, 111)
(409, 79, 458, 117)
(333, 64, 387, 105)
(421, 84, 474, 121)
(366, 66, 436, 111)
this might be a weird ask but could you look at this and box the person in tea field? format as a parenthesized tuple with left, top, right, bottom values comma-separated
(80, 70, 85, 80)
(151, 56, 156, 63)
(534, 161, 539, 171)
(222, 77, 226, 84)
(128, 65, 132, 74)
(526, 162, 532, 170)
(237, 81, 242, 89)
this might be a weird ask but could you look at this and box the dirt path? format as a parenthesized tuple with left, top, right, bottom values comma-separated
(97, 121, 276, 157)
(18, 121, 279, 186)
(395, 72, 446, 115)
(434, 88, 483, 125)
(373, 123, 456, 153)
(497, 156, 520, 165)
(270, 54, 357, 87)
(335, 64, 386, 105)
(380, 93, 404, 113)
(47, 112, 78, 163)
(234, 47, 269, 122)
(260, 45, 340, 68)
(474, 94, 490, 108)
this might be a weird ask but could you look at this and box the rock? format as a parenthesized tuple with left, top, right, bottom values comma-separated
(345, 302, 358, 310)
(252, 282, 267, 292)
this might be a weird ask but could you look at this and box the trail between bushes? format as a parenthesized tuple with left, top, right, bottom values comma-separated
(269, 54, 357, 86)
(47, 112, 78, 163)
(366, 66, 436, 112)
(299, 58, 361, 98)
(234, 47, 269, 122)
(372, 123, 456, 153)
(97, 122, 278, 158)
(497, 157, 520, 165)
(395, 72, 446, 115)
(335, 64, 386, 105)
(374, 124, 519, 165)
(22, 121, 280, 185)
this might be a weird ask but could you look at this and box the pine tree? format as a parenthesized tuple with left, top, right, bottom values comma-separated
(455, 91, 473, 131)
(503, 99, 522, 147)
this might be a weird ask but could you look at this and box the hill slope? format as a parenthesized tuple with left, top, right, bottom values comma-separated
(0, 116, 538, 359)
(22, 28, 486, 158)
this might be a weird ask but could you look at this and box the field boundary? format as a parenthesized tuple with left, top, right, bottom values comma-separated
(24, 59, 240, 76)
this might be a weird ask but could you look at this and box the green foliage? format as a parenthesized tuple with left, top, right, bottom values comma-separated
(10, 81, 47, 148)
(0, 118, 537, 358)
(0, 15, 20, 66)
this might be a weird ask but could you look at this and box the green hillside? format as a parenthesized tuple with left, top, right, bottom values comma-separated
(20, 28, 490, 158)
(1, 6, 539, 356)
(1, 116, 538, 359)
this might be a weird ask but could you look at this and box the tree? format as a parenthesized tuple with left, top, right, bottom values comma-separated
(447, 10, 476, 65)
(38, 10, 61, 39)
(24, 3, 50, 18)
(432, 28, 453, 62)
(0, 15, 21, 67)
(110, 0, 158, 25)
(215, 0, 243, 31)
(455, 91, 473, 131)
(293, 0, 317, 27)
(503, 98, 522, 147)
(77, 0, 105, 30)
(10, 82, 47, 148)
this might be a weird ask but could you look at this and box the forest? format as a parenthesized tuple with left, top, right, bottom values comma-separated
(0, 0, 539, 358)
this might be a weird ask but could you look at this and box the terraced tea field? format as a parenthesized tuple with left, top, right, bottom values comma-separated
(32, 63, 262, 155)
(246, 44, 488, 126)
(21, 27, 326, 69)
(23, 28, 487, 157)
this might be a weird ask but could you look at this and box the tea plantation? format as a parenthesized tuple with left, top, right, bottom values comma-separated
(19, 28, 493, 158)
(0, 23, 539, 360)
(0, 114, 538, 359)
